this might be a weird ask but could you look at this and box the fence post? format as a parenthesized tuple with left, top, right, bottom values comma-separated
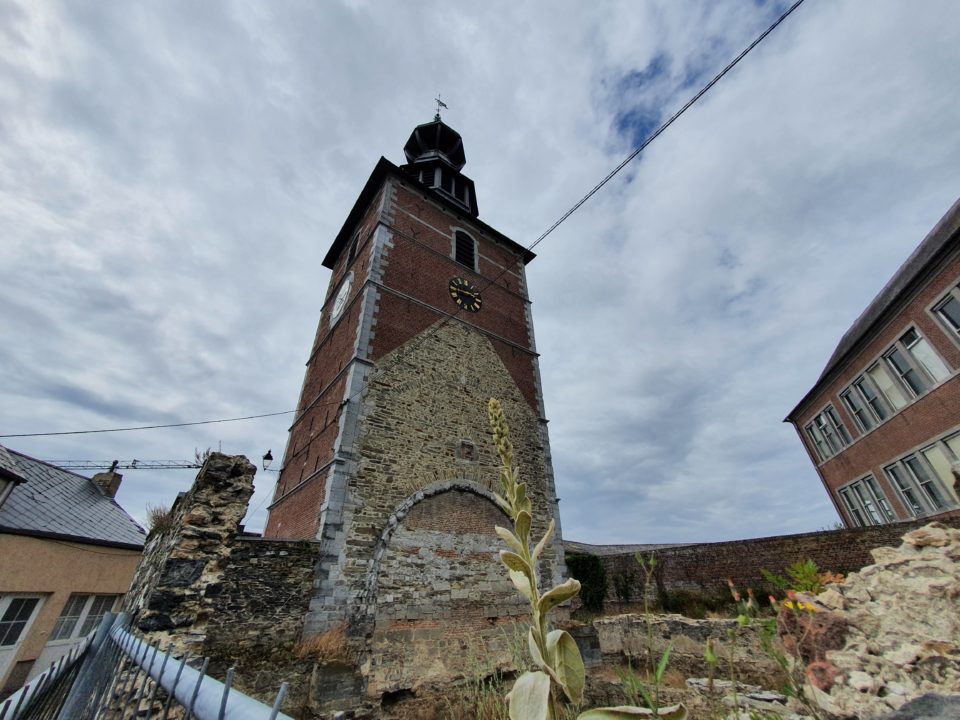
(56, 611, 128, 720)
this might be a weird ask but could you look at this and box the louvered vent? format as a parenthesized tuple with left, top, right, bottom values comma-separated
(455, 231, 475, 270)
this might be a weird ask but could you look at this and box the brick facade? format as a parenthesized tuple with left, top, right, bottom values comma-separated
(789, 200, 960, 526)
(259, 123, 564, 703)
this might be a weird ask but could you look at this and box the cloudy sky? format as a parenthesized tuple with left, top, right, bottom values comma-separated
(2, 0, 959, 544)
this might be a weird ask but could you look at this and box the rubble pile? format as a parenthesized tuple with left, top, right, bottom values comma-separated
(794, 523, 959, 718)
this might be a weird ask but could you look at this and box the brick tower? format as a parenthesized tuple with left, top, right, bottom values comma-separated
(264, 118, 564, 698)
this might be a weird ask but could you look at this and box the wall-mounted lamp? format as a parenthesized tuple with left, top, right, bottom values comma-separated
(262, 450, 274, 472)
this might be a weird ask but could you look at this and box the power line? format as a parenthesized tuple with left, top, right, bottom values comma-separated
(3, 2, 806, 449)
(530, 0, 807, 250)
(0, 410, 294, 439)
(278, 0, 811, 479)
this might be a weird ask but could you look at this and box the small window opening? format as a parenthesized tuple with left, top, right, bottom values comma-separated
(455, 231, 476, 271)
(457, 441, 477, 461)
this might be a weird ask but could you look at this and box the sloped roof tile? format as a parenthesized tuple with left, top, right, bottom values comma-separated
(0, 448, 145, 549)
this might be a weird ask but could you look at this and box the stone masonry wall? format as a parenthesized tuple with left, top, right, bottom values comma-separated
(124, 454, 255, 656)
(202, 537, 323, 708)
(303, 319, 565, 698)
(124, 454, 329, 713)
(367, 487, 528, 695)
(580, 513, 960, 607)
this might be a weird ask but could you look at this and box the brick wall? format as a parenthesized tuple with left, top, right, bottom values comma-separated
(576, 515, 960, 605)
(367, 488, 527, 695)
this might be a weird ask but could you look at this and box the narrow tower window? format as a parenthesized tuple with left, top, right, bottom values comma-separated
(454, 231, 476, 271)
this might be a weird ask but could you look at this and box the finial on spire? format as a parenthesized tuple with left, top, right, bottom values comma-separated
(434, 94, 448, 121)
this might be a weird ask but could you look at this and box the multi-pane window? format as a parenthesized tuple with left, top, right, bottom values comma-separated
(0, 597, 41, 647)
(454, 231, 476, 271)
(50, 595, 119, 642)
(804, 406, 851, 461)
(884, 437, 960, 517)
(842, 374, 892, 433)
(838, 476, 895, 527)
(840, 388, 875, 432)
(79, 595, 117, 636)
(866, 361, 908, 411)
(883, 328, 950, 399)
(933, 284, 960, 336)
(842, 328, 952, 435)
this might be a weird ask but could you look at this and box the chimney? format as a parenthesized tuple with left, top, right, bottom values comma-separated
(92, 462, 123, 498)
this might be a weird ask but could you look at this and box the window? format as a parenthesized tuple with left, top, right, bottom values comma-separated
(933, 284, 960, 336)
(0, 597, 41, 647)
(884, 443, 957, 517)
(50, 595, 119, 642)
(454, 231, 476, 272)
(804, 405, 851, 461)
(866, 361, 908, 411)
(840, 388, 874, 432)
(838, 476, 895, 527)
(882, 328, 949, 399)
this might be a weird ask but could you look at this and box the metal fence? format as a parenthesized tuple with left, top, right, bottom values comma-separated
(1, 613, 295, 720)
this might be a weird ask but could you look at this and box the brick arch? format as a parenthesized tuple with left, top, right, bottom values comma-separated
(357, 480, 526, 696)
(359, 479, 509, 609)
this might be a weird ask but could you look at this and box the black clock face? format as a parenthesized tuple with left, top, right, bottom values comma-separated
(449, 277, 482, 313)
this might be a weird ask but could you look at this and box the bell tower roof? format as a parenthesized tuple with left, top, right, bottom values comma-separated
(403, 119, 467, 170)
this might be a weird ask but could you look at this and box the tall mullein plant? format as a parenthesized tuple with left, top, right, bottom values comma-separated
(487, 399, 686, 720)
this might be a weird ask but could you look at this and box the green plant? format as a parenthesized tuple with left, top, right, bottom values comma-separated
(615, 647, 674, 714)
(565, 554, 607, 613)
(726, 581, 824, 720)
(487, 398, 686, 720)
(761, 559, 840, 595)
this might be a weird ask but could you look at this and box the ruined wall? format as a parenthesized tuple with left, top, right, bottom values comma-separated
(580, 512, 960, 607)
(367, 486, 527, 696)
(123, 454, 335, 713)
(124, 454, 255, 655)
(202, 537, 323, 706)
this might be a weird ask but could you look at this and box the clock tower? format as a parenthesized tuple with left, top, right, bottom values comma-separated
(265, 118, 564, 698)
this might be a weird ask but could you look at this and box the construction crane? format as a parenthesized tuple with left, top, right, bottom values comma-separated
(50, 460, 202, 471)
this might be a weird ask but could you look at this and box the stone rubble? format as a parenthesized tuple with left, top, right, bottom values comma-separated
(795, 522, 960, 719)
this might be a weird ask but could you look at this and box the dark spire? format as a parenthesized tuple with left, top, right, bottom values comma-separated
(401, 116, 477, 216)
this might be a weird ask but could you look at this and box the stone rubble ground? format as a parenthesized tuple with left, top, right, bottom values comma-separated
(794, 522, 959, 719)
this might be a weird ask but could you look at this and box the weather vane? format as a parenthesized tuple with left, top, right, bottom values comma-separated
(434, 94, 448, 121)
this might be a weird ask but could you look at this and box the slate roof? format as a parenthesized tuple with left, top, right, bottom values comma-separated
(0, 448, 146, 549)
(787, 196, 960, 420)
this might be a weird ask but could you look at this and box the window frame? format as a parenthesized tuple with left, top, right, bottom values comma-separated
(838, 475, 896, 527)
(884, 440, 959, 518)
(0, 594, 44, 649)
(929, 278, 960, 348)
(48, 594, 120, 645)
(881, 326, 950, 399)
(452, 229, 478, 273)
(803, 404, 851, 462)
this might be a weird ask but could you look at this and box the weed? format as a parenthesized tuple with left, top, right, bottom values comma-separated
(145, 503, 174, 535)
(295, 621, 351, 663)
